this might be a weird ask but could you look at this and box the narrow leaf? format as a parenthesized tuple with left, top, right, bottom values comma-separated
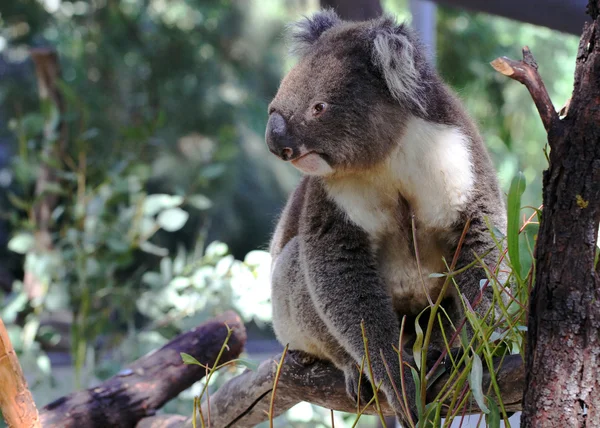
(485, 395, 501, 428)
(507, 172, 526, 280)
(468, 353, 490, 413)
(412, 313, 424, 371)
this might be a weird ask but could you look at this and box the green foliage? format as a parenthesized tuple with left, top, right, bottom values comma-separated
(0, 0, 572, 425)
(436, 7, 578, 206)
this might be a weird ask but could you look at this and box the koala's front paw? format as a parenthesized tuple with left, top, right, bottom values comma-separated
(343, 366, 374, 407)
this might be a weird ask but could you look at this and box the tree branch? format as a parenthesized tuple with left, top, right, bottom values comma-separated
(490, 47, 559, 133)
(195, 351, 524, 428)
(39, 311, 246, 428)
(0, 318, 41, 428)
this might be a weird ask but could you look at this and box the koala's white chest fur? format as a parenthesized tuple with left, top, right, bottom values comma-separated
(325, 118, 474, 313)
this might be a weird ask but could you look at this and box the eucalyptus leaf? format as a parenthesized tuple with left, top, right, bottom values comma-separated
(507, 172, 526, 280)
(181, 352, 203, 366)
(428, 273, 446, 278)
(422, 402, 442, 428)
(139, 241, 169, 257)
(187, 194, 213, 210)
(143, 194, 184, 216)
(468, 353, 490, 413)
(37, 354, 52, 375)
(8, 233, 35, 254)
(157, 207, 189, 232)
(413, 312, 425, 371)
(485, 396, 501, 428)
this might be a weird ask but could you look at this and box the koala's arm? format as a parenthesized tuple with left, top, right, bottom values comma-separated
(453, 200, 508, 330)
(299, 179, 410, 411)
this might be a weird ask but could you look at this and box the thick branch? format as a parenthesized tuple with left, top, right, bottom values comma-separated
(491, 47, 559, 132)
(0, 319, 41, 428)
(197, 351, 524, 428)
(39, 311, 246, 428)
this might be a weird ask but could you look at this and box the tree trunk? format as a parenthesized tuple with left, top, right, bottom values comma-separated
(320, 0, 382, 20)
(492, 1, 600, 426)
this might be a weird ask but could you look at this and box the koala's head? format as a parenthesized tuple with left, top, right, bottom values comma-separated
(265, 10, 431, 176)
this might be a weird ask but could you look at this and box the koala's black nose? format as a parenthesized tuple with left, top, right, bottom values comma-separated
(266, 112, 295, 161)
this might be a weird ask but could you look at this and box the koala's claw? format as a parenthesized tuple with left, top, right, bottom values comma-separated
(343, 368, 374, 407)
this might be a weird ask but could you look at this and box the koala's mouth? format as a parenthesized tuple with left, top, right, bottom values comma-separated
(290, 151, 333, 175)
(290, 150, 316, 164)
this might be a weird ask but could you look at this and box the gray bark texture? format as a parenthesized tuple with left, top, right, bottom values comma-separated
(494, 1, 600, 426)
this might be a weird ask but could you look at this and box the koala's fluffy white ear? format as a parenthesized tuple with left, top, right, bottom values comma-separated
(372, 18, 425, 113)
(289, 9, 340, 56)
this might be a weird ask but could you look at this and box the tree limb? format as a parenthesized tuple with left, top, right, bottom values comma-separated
(39, 311, 246, 428)
(0, 318, 41, 428)
(195, 351, 524, 428)
(490, 47, 559, 133)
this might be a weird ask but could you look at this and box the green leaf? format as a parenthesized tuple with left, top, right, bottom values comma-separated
(143, 194, 184, 216)
(485, 396, 501, 428)
(8, 233, 35, 254)
(410, 367, 424, 419)
(37, 354, 52, 375)
(428, 273, 446, 278)
(422, 402, 442, 428)
(187, 194, 213, 210)
(413, 312, 425, 371)
(1, 292, 29, 323)
(157, 207, 189, 232)
(507, 172, 526, 280)
(181, 352, 203, 366)
(468, 353, 490, 413)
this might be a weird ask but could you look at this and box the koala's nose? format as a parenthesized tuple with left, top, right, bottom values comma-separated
(266, 112, 295, 161)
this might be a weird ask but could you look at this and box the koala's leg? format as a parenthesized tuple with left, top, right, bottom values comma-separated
(271, 237, 375, 405)
(298, 182, 417, 425)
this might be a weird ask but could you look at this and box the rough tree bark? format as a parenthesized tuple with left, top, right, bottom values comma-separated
(320, 0, 382, 20)
(493, 1, 600, 426)
(0, 318, 41, 428)
(39, 311, 246, 428)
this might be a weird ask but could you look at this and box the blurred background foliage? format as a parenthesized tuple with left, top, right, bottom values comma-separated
(0, 0, 578, 425)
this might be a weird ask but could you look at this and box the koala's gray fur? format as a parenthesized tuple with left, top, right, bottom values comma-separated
(266, 10, 507, 424)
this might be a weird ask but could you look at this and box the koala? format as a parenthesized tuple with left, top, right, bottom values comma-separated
(266, 10, 506, 424)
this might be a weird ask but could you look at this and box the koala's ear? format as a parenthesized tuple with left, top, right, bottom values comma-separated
(371, 17, 425, 113)
(289, 9, 341, 56)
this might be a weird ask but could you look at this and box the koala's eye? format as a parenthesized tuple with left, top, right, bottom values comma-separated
(312, 102, 327, 116)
